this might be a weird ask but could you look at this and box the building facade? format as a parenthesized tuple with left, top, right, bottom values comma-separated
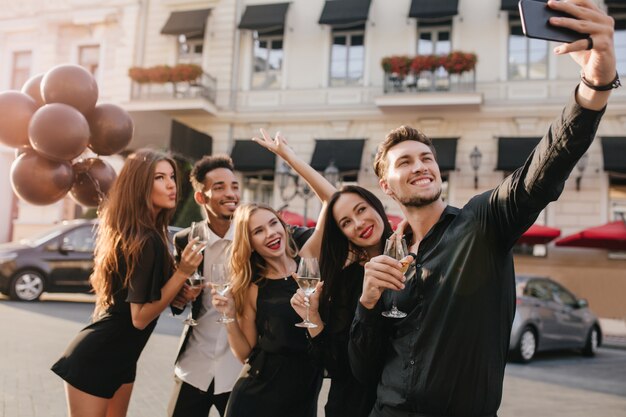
(1, 0, 625, 317)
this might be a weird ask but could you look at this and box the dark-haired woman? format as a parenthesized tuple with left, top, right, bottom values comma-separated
(51, 149, 204, 417)
(254, 131, 398, 417)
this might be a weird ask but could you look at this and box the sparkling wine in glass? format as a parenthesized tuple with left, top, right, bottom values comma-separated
(381, 237, 409, 319)
(182, 274, 204, 326)
(295, 257, 321, 329)
(190, 221, 209, 252)
(210, 264, 235, 324)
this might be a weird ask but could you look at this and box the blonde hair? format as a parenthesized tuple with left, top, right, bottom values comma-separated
(229, 203, 298, 315)
(90, 149, 178, 318)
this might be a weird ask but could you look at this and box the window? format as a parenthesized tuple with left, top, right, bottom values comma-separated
(549, 282, 577, 308)
(508, 16, 548, 80)
(243, 175, 273, 205)
(417, 22, 452, 55)
(61, 226, 96, 253)
(11, 51, 32, 90)
(330, 28, 364, 87)
(524, 279, 552, 301)
(178, 36, 204, 64)
(78, 45, 100, 79)
(252, 34, 283, 89)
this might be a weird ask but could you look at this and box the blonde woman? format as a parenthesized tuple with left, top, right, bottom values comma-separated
(51, 149, 204, 417)
(212, 203, 325, 417)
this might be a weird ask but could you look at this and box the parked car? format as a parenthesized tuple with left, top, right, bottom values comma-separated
(0, 219, 182, 301)
(509, 275, 602, 363)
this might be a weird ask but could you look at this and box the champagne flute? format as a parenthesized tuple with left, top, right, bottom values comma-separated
(181, 222, 209, 326)
(210, 264, 235, 324)
(381, 236, 409, 319)
(294, 257, 321, 328)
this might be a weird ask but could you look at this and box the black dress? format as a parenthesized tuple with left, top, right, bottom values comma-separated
(225, 275, 323, 417)
(311, 263, 378, 417)
(51, 232, 172, 399)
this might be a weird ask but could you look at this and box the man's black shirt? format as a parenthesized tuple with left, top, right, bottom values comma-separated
(348, 91, 605, 417)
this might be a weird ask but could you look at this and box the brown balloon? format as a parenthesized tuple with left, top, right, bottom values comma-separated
(70, 158, 117, 207)
(41, 64, 98, 115)
(29, 103, 90, 161)
(88, 104, 134, 155)
(20, 73, 45, 108)
(0, 91, 38, 148)
(10, 151, 74, 205)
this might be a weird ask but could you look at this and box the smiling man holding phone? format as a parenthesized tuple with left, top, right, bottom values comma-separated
(349, 1, 619, 416)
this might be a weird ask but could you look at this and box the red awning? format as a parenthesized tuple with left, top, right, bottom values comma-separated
(517, 224, 561, 245)
(386, 214, 404, 231)
(555, 221, 626, 251)
(278, 210, 317, 228)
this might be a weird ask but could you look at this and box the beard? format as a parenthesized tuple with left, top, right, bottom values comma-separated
(396, 187, 442, 208)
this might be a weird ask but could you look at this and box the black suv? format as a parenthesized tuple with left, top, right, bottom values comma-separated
(0, 220, 181, 301)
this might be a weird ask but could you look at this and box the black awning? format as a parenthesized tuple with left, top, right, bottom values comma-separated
(311, 139, 365, 181)
(230, 140, 276, 173)
(500, 0, 520, 12)
(170, 121, 212, 162)
(319, 0, 372, 26)
(601, 137, 626, 174)
(431, 138, 458, 172)
(409, 0, 459, 19)
(161, 9, 211, 38)
(238, 3, 290, 33)
(496, 137, 541, 171)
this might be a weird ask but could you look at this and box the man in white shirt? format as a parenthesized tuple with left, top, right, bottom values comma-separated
(168, 155, 243, 417)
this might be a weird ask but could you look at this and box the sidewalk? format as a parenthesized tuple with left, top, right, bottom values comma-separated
(600, 318, 626, 349)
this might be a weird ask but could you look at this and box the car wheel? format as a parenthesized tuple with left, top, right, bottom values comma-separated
(582, 326, 600, 357)
(9, 270, 45, 301)
(513, 326, 537, 363)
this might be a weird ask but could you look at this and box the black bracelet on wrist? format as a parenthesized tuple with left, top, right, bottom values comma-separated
(580, 71, 621, 91)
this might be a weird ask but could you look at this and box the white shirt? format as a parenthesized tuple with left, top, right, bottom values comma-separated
(174, 223, 243, 393)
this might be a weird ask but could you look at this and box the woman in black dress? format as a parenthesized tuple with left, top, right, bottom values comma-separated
(211, 203, 331, 417)
(51, 149, 204, 417)
(253, 130, 398, 417)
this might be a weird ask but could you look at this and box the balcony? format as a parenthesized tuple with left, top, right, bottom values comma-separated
(124, 66, 218, 115)
(375, 53, 483, 109)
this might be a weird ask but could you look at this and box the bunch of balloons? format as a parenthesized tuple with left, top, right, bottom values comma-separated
(0, 64, 134, 206)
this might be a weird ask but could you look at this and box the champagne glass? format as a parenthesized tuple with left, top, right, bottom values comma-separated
(210, 263, 235, 324)
(294, 257, 321, 328)
(381, 237, 409, 319)
(181, 222, 209, 326)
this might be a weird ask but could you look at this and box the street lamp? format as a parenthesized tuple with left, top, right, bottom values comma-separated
(323, 160, 340, 188)
(575, 153, 589, 191)
(276, 160, 341, 225)
(469, 146, 482, 189)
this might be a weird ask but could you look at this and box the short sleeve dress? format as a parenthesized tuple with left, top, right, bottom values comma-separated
(225, 274, 323, 417)
(51, 232, 172, 399)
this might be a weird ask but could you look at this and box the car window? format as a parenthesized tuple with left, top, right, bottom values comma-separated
(62, 226, 96, 253)
(549, 282, 577, 307)
(524, 280, 552, 301)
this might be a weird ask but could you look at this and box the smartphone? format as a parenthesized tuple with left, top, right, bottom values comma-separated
(518, 0, 587, 43)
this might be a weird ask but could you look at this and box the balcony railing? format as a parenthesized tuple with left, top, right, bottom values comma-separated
(383, 69, 476, 94)
(130, 72, 217, 103)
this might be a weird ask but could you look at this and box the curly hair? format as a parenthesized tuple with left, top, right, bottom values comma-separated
(190, 155, 235, 192)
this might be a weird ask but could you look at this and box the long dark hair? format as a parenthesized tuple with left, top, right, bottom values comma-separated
(318, 185, 393, 320)
(91, 149, 178, 317)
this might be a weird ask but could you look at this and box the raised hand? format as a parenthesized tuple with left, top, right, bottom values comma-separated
(548, 0, 617, 87)
(252, 128, 295, 160)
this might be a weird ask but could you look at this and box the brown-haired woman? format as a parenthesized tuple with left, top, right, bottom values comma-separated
(51, 149, 204, 417)
(212, 203, 327, 417)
